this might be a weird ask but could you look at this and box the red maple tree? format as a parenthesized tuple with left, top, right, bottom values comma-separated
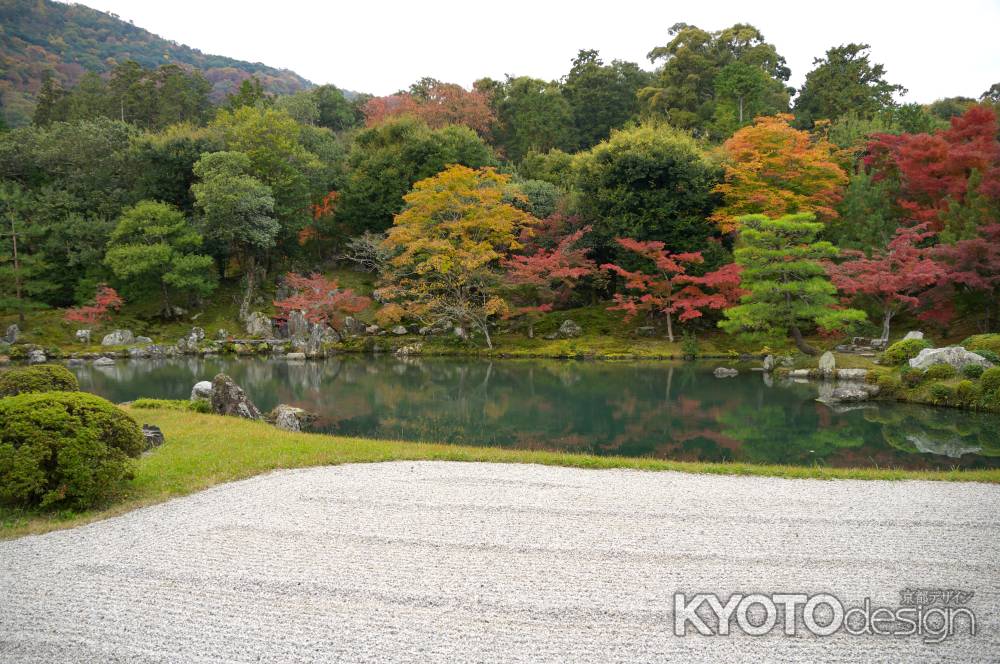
(64, 285, 124, 326)
(925, 223, 1000, 331)
(601, 238, 743, 342)
(363, 82, 495, 136)
(273, 273, 371, 334)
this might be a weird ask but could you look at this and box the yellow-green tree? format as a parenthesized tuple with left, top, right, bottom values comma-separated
(712, 114, 847, 232)
(380, 165, 537, 348)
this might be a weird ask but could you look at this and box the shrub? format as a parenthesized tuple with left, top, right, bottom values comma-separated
(975, 349, 1000, 365)
(981, 367, 1000, 395)
(130, 398, 210, 413)
(0, 392, 144, 509)
(928, 383, 953, 403)
(876, 373, 901, 395)
(961, 333, 1000, 356)
(901, 367, 924, 387)
(924, 364, 957, 380)
(0, 364, 79, 397)
(962, 364, 985, 379)
(882, 338, 931, 365)
(955, 380, 978, 403)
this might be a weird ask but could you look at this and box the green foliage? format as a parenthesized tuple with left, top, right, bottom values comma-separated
(0, 364, 79, 397)
(981, 367, 1000, 395)
(955, 380, 978, 402)
(976, 349, 1000, 365)
(961, 334, 1000, 356)
(0, 391, 143, 508)
(924, 364, 957, 381)
(875, 371, 902, 395)
(506, 179, 561, 219)
(900, 367, 924, 387)
(561, 50, 650, 149)
(962, 364, 986, 379)
(794, 44, 905, 126)
(482, 75, 577, 162)
(681, 332, 699, 357)
(928, 382, 954, 403)
(718, 214, 867, 345)
(882, 338, 932, 365)
(130, 398, 209, 413)
(826, 169, 899, 251)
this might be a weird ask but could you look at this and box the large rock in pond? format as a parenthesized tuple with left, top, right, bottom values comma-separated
(342, 316, 366, 337)
(818, 384, 880, 403)
(244, 311, 273, 338)
(714, 367, 738, 378)
(93, 356, 115, 366)
(190, 380, 213, 402)
(268, 404, 314, 432)
(909, 346, 993, 371)
(3, 324, 18, 344)
(287, 310, 310, 341)
(818, 351, 836, 376)
(210, 373, 262, 420)
(102, 329, 134, 346)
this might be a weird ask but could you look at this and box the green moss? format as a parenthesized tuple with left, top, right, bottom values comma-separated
(130, 398, 209, 413)
(0, 364, 79, 397)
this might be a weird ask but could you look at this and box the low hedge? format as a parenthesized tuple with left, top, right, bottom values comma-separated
(882, 338, 932, 365)
(0, 391, 144, 509)
(982, 367, 1000, 395)
(0, 364, 79, 397)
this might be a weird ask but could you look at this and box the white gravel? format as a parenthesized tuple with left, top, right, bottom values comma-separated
(1, 461, 998, 662)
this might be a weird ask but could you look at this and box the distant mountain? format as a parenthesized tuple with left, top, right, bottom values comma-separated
(0, 0, 316, 126)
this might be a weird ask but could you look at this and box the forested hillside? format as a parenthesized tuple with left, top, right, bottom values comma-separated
(0, 0, 314, 126)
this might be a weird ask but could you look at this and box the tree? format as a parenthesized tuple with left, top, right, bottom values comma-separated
(104, 200, 216, 315)
(572, 123, 721, 255)
(224, 77, 272, 111)
(602, 239, 742, 342)
(719, 214, 866, 354)
(826, 224, 944, 341)
(363, 79, 495, 137)
(0, 182, 56, 321)
(712, 62, 774, 132)
(502, 227, 597, 337)
(926, 224, 1000, 331)
(561, 50, 650, 149)
(380, 165, 537, 348)
(191, 151, 278, 320)
(479, 76, 577, 162)
(64, 284, 123, 326)
(272, 273, 370, 337)
(712, 114, 847, 232)
(825, 169, 899, 252)
(313, 85, 359, 131)
(794, 44, 905, 126)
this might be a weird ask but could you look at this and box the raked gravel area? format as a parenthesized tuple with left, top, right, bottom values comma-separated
(1, 461, 999, 663)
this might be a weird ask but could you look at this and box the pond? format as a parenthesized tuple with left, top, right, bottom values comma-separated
(70, 356, 1000, 471)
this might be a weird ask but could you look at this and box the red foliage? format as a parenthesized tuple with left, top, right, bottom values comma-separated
(273, 273, 371, 331)
(865, 106, 1000, 230)
(311, 191, 339, 221)
(64, 285, 123, 326)
(362, 83, 495, 136)
(924, 223, 1000, 328)
(601, 238, 743, 341)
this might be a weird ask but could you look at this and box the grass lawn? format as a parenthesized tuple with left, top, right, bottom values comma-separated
(2, 407, 998, 541)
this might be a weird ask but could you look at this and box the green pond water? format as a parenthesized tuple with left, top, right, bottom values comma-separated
(70, 356, 1000, 470)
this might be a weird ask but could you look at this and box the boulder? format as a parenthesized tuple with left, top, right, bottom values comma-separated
(101, 329, 134, 346)
(819, 384, 880, 403)
(215, 329, 229, 341)
(75, 329, 91, 344)
(190, 380, 213, 402)
(779, 356, 796, 368)
(93, 356, 115, 366)
(365, 324, 381, 336)
(835, 368, 869, 382)
(269, 404, 314, 432)
(210, 373, 262, 420)
(135, 336, 153, 344)
(818, 351, 836, 376)
(713, 367, 738, 378)
(902, 330, 924, 341)
(3, 324, 18, 344)
(788, 369, 810, 378)
(453, 326, 468, 341)
(342, 316, 367, 337)
(66, 358, 85, 367)
(909, 346, 993, 371)
(287, 310, 310, 341)
(285, 352, 306, 361)
(244, 312, 273, 338)
(142, 424, 165, 451)
(391, 325, 408, 336)
(558, 319, 582, 338)
(762, 354, 775, 372)
(27, 349, 46, 364)
(305, 324, 337, 357)
(395, 343, 423, 357)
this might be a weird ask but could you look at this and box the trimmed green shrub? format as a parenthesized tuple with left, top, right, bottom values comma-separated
(924, 364, 958, 380)
(962, 364, 985, 379)
(975, 349, 1000, 365)
(962, 333, 1000, 356)
(130, 398, 210, 413)
(929, 383, 953, 403)
(875, 373, 901, 395)
(0, 392, 144, 509)
(0, 364, 79, 397)
(981, 367, 1000, 395)
(901, 367, 924, 387)
(955, 380, 978, 403)
(882, 338, 931, 365)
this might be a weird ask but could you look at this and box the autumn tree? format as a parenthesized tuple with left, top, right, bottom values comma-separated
(719, 214, 866, 354)
(273, 273, 370, 337)
(502, 227, 597, 337)
(926, 224, 1000, 331)
(362, 80, 495, 137)
(826, 224, 944, 341)
(602, 238, 742, 342)
(380, 165, 537, 348)
(712, 114, 847, 232)
(64, 285, 123, 326)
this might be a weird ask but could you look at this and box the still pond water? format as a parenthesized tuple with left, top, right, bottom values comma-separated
(71, 356, 1000, 471)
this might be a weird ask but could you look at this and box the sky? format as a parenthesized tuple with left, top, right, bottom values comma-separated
(74, 0, 1000, 103)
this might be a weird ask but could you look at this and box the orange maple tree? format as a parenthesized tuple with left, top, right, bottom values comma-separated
(64, 285, 124, 326)
(362, 82, 494, 136)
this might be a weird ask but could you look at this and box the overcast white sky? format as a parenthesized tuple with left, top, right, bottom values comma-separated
(74, 0, 1000, 102)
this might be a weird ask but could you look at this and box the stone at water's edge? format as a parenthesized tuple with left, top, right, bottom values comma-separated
(835, 368, 868, 382)
(75, 329, 91, 344)
(102, 329, 134, 346)
(762, 354, 775, 372)
(714, 367, 738, 378)
(818, 351, 836, 376)
(391, 325, 408, 336)
(244, 312, 273, 338)
(27, 349, 46, 364)
(93, 357, 115, 366)
(286, 352, 306, 360)
(909, 346, 993, 370)
(210, 373, 262, 420)
(2, 324, 18, 344)
(269, 404, 314, 432)
(190, 381, 213, 401)
(287, 310, 310, 341)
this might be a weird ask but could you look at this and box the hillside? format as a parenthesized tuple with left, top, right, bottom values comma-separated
(0, 0, 314, 126)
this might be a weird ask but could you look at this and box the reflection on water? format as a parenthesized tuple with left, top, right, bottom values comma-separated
(72, 356, 1000, 470)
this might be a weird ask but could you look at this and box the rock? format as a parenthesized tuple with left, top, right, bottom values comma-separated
(0, 355, 9, 366)
(75, 329, 91, 344)
(557, 319, 582, 338)
(215, 329, 229, 341)
(135, 336, 153, 344)
(285, 352, 306, 361)
(305, 324, 337, 357)
(788, 369, 810, 378)
(3, 324, 18, 344)
(127, 347, 149, 358)
(190, 380, 213, 401)
(453, 326, 468, 341)
(269, 404, 313, 432)
(391, 325, 408, 336)
(909, 346, 993, 371)
(287, 310, 310, 341)
(27, 349, 46, 364)
(542, 332, 558, 340)
(762, 354, 775, 372)
(365, 324, 381, 336)
(713, 367, 738, 378)
(342, 316, 367, 337)
(395, 343, 423, 356)
(818, 351, 836, 376)
(820, 384, 880, 403)
(142, 424, 165, 451)
(835, 368, 869, 382)
(210, 373, 262, 420)
(244, 312, 273, 338)
(101, 329, 134, 346)
(902, 330, 924, 341)
(66, 358, 84, 367)
(636, 326, 656, 337)
(93, 356, 115, 366)
(779, 356, 796, 368)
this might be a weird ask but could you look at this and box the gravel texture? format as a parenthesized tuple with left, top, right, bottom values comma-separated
(2, 461, 998, 662)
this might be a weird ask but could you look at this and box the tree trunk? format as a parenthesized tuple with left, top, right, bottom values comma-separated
(666, 311, 674, 343)
(527, 322, 534, 339)
(790, 325, 818, 355)
(238, 256, 257, 323)
(881, 310, 893, 342)
(481, 322, 493, 350)
(738, 96, 744, 124)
